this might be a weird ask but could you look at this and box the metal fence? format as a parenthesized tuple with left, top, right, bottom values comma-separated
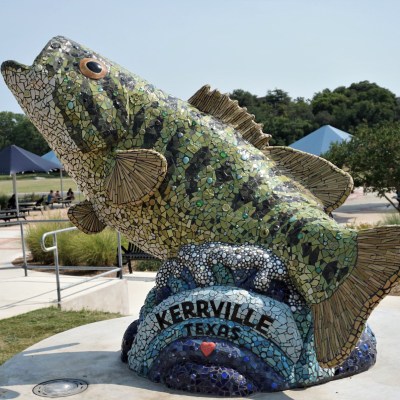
(0, 219, 124, 304)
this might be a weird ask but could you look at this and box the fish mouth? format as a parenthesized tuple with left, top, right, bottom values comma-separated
(1, 60, 31, 105)
(1, 60, 29, 80)
(1, 36, 77, 86)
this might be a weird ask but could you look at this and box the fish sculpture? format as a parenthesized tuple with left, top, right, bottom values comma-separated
(2, 36, 400, 382)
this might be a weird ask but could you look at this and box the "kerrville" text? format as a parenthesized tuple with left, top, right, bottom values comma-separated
(155, 300, 274, 337)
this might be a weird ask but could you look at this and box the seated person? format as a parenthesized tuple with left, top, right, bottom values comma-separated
(35, 195, 45, 206)
(65, 188, 75, 201)
(46, 190, 55, 206)
(7, 194, 16, 209)
(54, 190, 61, 203)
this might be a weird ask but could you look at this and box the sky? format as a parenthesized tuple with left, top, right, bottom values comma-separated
(1, 0, 400, 114)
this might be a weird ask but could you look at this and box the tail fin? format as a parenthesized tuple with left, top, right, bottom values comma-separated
(312, 226, 400, 368)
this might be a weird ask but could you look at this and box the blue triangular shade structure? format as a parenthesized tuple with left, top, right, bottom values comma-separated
(289, 125, 352, 156)
(0, 145, 59, 174)
(42, 150, 63, 170)
(0, 145, 60, 213)
(42, 150, 66, 198)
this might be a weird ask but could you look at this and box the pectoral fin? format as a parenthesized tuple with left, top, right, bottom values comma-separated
(313, 226, 400, 367)
(104, 149, 167, 205)
(263, 146, 353, 212)
(68, 200, 106, 234)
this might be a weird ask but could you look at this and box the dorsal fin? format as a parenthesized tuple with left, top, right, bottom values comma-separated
(188, 85, 271, 149)
(263, 146, 353, 212)
(68, 200, 106, 234)
(104, 149, 167, 205)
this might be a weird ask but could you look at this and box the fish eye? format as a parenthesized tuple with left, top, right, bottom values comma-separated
(79, 58, 107, 79)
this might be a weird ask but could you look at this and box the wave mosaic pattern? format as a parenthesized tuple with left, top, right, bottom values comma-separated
(2, 36, 399, 395)
(121, 243, 377, 395)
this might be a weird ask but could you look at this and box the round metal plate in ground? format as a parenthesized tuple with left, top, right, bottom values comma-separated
(32, 379, 88, 398)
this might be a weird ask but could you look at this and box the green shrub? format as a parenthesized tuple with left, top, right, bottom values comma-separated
(344, 222, 376, 230)
(378, 213, 400, 226)
(21, 192, 44, 202)
(26, 218, 125, 267)
(25, 220, 73, 264)
(344, 214, 400, 231)
(64, 228, 120, 266)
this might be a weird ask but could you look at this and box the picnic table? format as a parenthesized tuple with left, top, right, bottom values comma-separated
(19, 202, 36, 207)
(0, 209, 27, 222)
(19, 202, 36, 214)
(60, 199, 72, 207)
(47, 199, 72, 209)
(20, 201, 44, 214)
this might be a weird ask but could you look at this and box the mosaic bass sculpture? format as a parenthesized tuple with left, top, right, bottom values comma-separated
(2, 36, 399, 395)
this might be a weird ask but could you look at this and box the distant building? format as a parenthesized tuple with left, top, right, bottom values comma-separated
(289, 125, 352, 156)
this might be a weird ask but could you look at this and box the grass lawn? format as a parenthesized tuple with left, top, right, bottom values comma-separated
(0, 176, 80, 197)
(0, 307, 121, 366)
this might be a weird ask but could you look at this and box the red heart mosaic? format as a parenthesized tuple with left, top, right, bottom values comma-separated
(200, 341, 216, 357)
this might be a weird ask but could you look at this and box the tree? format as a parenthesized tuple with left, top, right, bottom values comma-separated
(230, 89, 317, 146)
(229, 90, 258, 108)
(0, 112, 49, 154)
(323, 122, 400, 211)
(311, 81, 400, 132)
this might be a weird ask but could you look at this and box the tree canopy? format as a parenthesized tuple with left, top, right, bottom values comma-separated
(230, 81, 400, 146)
(230, 89, 318, 146)
(0, 111, 49, 155)
(323, 122, 400, 210)
(311, 81, 400, 132)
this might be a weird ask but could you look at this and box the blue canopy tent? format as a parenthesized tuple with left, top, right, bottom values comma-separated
(0, 145, 59, 213)
(41, 150, 62, 168)
(289, 125, 352, 156)
(42, 150, 65, 198)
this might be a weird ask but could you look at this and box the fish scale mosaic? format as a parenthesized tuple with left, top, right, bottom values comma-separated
(2, 36, 400, 396)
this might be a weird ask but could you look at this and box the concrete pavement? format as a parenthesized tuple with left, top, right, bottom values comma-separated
(1, 296, 399, 400)
(0, 219, 155, 319)
(332, 187, 397, 225)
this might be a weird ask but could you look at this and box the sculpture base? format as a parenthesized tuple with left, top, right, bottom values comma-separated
(123, 243, 378, 396)
(123, 287, 376, 396)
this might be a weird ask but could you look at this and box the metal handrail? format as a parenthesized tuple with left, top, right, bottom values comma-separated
(40, 225, 123, 304)
(41, 226, 78, 303)
(0, 218, 125, 304)
(41, 226, 78, 252)
(0, 219, 71, 276)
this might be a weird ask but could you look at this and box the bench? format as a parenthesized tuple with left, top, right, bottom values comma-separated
(45, 200, 72, 209)
(0, 212, 26, 222)
(118, 242, 157, 274)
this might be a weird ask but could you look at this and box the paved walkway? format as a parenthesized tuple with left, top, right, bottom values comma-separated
(1, 296, 399, 399)
(0, 216, 155, 320)
(332, 187, 396, 225)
